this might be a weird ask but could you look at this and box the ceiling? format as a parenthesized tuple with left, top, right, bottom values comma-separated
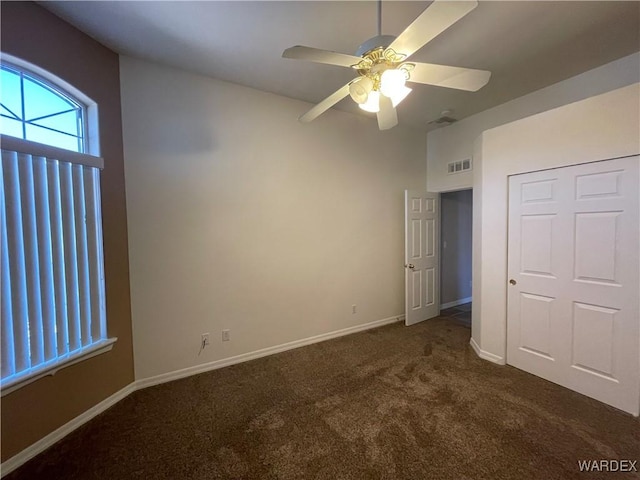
(42, 1, 639, 132)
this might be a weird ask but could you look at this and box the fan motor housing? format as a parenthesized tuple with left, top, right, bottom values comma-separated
(355, 35, 397, 57)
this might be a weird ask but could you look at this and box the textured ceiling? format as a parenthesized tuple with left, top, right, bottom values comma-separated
(43, 1, 640, 132)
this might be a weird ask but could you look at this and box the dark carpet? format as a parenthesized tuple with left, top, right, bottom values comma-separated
(6, 316, 639, 480)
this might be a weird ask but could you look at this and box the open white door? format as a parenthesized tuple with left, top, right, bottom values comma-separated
(405, 191, 440, 326)
(507, 156, 639, 415)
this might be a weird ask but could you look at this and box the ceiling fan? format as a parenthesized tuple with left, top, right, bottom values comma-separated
(282, 0, 491, 130)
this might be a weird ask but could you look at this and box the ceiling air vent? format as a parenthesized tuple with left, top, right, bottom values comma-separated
(447, 158, 472, 174)
(429, 115, 458, 125)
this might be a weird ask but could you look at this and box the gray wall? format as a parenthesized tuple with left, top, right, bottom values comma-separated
(440, 189, 473, 306)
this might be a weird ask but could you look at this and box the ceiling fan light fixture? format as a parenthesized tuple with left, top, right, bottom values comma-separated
(283, 0, 489, 129)
(380, 68, 407, 98)
(359, 90, 380, 113)
(349, 77, 374, 104)
(390, 85, 412, 107)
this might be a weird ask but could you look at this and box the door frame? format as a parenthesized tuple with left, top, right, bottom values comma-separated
(404, 187, 474, 324)
(504, 156, 638, 365)
(438, 188, 473, 312)
(504, 155, 640, 414)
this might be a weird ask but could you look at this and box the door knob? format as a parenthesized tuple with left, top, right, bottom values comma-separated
(509, 279, 517, 286)
(405, 263, 415, 269)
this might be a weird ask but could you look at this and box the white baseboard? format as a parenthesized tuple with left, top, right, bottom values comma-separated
(1, 382, 137, 477)
(440, 297, 472, 310)
(470, 337, 505, 365)
(1, 314, 405, 476)
(137, 314, 405, 390)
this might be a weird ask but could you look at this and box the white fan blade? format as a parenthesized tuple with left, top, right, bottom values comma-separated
(283, 46, 362, 68)
(377, 95, 398, 130)
(299, 82, 352, 123)
(388, 1, 478, 59)
(407, 62, 491, 91)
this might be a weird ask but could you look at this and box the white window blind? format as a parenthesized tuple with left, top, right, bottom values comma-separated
(1, 135, 114, 394)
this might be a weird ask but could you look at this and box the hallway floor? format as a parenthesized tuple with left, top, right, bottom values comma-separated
(440, 302, 471, 327)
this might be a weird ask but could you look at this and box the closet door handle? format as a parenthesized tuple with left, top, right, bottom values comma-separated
(405, 264, 415, 269)
(509, 279, 517, 286)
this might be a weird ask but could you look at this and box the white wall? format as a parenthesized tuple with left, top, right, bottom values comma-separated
(119, 56, 426, 381)
(472, 83, 640, 362)
(427, 53, 640, 192)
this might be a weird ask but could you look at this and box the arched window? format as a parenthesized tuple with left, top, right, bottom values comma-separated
(1, 57, 114, 394)
(1, 63, 86, 153)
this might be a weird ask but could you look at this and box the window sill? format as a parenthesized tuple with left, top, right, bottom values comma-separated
(1, 338, 118, 396)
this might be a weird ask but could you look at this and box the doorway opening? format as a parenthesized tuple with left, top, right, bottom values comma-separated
(439, 189, 472, 327)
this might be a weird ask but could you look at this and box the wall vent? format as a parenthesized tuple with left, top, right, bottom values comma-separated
(447, 158, 472, 174)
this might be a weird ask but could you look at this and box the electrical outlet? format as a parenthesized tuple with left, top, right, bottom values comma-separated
(201, 333, 210, 347)
(222, 329, 230, 342)
(352, 304, 357, 314)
